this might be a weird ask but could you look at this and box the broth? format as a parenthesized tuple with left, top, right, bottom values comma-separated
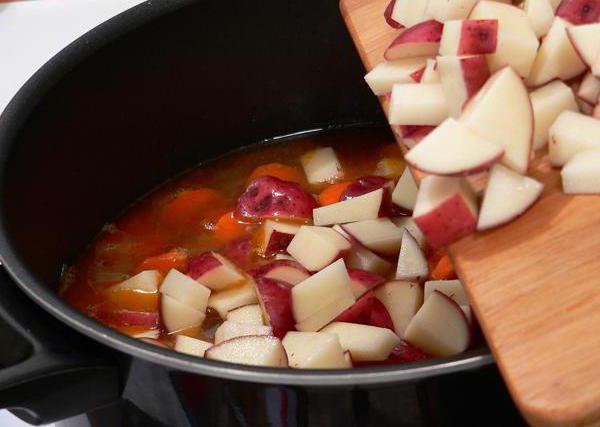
(60, 128, 465, 367)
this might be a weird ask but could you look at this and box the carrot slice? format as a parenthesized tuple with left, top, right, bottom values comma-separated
(105, 290, 160, 312)
(317, 181, 352, 206)
(247, 163, 304, 185)
(427, 247, 445, 272)
(430, 255, 457, 280)
(161, 188, 225, 230)
(214, 211, 249, 242)
(133, 249, 189, 275)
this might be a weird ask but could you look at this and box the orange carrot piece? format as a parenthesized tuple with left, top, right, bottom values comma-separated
(214, 211, 249, 242)
(427, 247, 446, 273)
(247, 163, 304, 184)
(161, 188, 225, 230)
(317, 181, 352, 206)
(430, 255, 457, 280)
(105, 290, 160, 312)
(133, 249, 189, 275)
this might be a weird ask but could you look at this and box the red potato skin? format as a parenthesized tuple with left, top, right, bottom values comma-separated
(458, 20, 498, 55)
(187, 252, 222, 280)
(341, 176, 404, 216)
(394, 125, 436, 152)
(341, 176, 394, 200)
(413, 193, 477, 249)
(248, 260, 309, 282)
(398, 125, 436, 141)
(335, 291, 395, 330)
(95, 309, 159, 328)
(384, 20, 444, 60)
(353, 341, 432, 366)
(235, 176, 317, 221)
(557, 0, 600, 25)
(254, 277, 295, 339)
(348, 268, 385, 295)
(394, 20, 444, 44)
(264, 230, 296, 256)
(406, 149, 502, 177)
(460, 55, 491, 100)
(410, 67, 426, 82)
(222, 237, 255, 269)
(384, 0, 403, 28)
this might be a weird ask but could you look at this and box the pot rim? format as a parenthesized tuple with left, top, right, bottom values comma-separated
(0, 0, 494, 386)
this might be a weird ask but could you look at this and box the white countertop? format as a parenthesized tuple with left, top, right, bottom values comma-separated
(0, 1, 145, 424)
(0, 0, 145, 113)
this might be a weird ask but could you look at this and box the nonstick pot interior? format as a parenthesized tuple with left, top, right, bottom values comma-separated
(0, 0, 493, 385)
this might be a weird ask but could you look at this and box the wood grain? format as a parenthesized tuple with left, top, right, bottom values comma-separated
(340, 1, 600, 426)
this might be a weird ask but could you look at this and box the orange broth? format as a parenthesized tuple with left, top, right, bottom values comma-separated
(60, 128, 428, 350)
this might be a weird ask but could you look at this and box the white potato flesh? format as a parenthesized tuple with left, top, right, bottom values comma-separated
(530, 80, 578, 150)
(425, 0, 478, 21)
(110, 270, 161, 293)
(421, 58, 441, 83)
(174, 335, 212, 358)
(405, 118, 503, 176)
(523, 0, 554, 38)
(549, 110, 600, 166)
(333, 224, 394, 275)
(205, 335, 288, 367)
(392, 217, 427, 247)
(561, 149, 600, 194)
(264, 265, 310, 286)
(321, 322, 401, 362)
(392, 0, 430, 27)
(404, 291, 470, 357)
(287, 226, 351, 272)
(374, 281, 423, 338)
(567, 23, 600, 67)
(468, 1, 539, 78)
(526, 18, 586, 87)
(342, 218, 404, 256)
(159, 269, 211, 312)
(214, 320, 273, 344)
(208, 280, 258, 319)
(396, 230, 429, 281)
(389, 84, 449, 126)
(226, 304, 265, 324)
(424, 280, 468, 305)
(161, 295, 206, 333)
(577, 72, 600, 105)
(313, 189, 384, 226)
(364, 58, 429, 95)
(301, 147, 343, 184)
(291, 259, 355, 323)
(392, 167, 418, 211)
(477, 164, 543, 231)
(194, 252, 246, 291)
(294, 296, 356, 332)
(282, 332, 350, 369)
(460, 67, 533, 174)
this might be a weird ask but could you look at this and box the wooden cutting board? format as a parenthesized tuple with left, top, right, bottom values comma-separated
(340, 1, 600, 426)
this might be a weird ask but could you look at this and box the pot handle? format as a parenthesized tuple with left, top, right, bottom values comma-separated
(0, 268, 121, 425)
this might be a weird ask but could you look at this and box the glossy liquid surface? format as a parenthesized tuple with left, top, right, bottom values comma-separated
(60, 128, 406, 346)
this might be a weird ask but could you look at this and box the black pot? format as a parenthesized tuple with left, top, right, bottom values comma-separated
(0, 1, 525, 425)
